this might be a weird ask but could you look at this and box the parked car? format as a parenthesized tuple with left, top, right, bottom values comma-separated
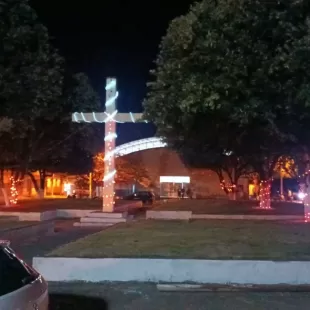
(125, 191, 155, 205)
(0, 240, 48, 310)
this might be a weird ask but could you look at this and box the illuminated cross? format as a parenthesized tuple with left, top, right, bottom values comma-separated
(72, 78, 146, 212)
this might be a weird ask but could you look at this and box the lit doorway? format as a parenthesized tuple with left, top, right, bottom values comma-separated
(159, 176, 190, 198)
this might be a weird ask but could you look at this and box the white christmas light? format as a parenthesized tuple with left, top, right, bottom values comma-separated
(104, 149, 116, 161)
(104, 110, 119, 122)
(114, 137, 167, 157)
(104, 133, 117, 141)
(92, 112, 105, 123)
(105, 92, 119, 107)
(71, 77, 150, 212)
(105, 80, 116, 90)
(130, 112, 135, 122)
(103, 170, 116, 182)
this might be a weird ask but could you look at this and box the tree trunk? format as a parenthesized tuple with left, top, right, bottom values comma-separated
(231, 167, 237, 200)
(259, 179, 271, 209)
(223, 168, 239, 200)
(0, 169, 10, 206)
(39, 170, 46, 199)
(28, 172, 42, 198)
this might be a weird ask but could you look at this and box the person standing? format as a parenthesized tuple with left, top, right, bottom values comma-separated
(177, 187, 181, 199)
(181, 187, 185, 199)
(186, 187, 193, 199)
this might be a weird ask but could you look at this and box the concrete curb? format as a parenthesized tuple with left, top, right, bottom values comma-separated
(191, 214, 304, 220)
(0, 208, 303, 222)
(32, 257, 310, 285)
(0, 201, 143, 222)
(0, 211, 47, 221)
(146, 210, 192, 220)
(146, 210, 304, 221)
(156, 284, 310, 292)
(1, 221, 54, 241)
(57, 209, 96, 219)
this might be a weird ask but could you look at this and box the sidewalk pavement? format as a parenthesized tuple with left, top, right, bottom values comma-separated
(10, 220, 102, 264)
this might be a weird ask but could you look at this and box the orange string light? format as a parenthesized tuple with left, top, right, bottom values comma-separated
(220, 180, 236, 193)
(9, 176, 18, 205)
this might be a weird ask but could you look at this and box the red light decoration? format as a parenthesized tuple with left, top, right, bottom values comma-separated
(259, 180, 271, 209)
(9, 176, 18, 205)
(298, 169, 310, 179)
(298, 169, 310, 221)
(304, 197, 310, 222)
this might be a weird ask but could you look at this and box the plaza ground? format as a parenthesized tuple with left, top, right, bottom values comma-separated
(9, 220, 103, 264)
(0, 217, 39, 231)
(0, 198, 144, 213)
(48, 282, 310, 310)
(0, 197, 304, 216)
(48, 219, 310, 260)
(155, 199, 304, 215)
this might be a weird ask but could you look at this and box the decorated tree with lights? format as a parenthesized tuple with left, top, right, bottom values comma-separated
(0, 0, 102, 201)
(274, 156, 298, 179)
(115, 157, 152, 188)
(0, 0, 64, 203)
(25, 72, 102, 197)
(90, 153, 151, 188)
(144, 0, 310, 208)
(9, 176, 18, 205)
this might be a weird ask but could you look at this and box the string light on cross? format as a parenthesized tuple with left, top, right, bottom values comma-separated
(72, 78, 147, 212)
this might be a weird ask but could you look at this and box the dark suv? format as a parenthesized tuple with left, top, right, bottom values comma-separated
(125, 191, 155, 205)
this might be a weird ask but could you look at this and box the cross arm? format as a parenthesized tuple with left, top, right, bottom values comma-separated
(72, 112, 148, 123)
(117, 113, 146, 123)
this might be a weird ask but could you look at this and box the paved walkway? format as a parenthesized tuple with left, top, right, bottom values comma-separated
(10, 220, 102, 264)
(49, 282, 310, 310)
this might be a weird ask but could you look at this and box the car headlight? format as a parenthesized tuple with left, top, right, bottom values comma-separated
(298, 192, 306, 200)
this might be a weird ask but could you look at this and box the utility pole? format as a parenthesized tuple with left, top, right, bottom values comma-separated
(280, 168, 284, 200)
(89, 172, 93, 199)
(51, 173, 54, 197)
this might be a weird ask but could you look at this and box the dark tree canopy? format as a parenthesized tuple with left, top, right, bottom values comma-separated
(0, 0, 63, 119)
(0, 0, 102, 188)
(144, 0, 310, 182)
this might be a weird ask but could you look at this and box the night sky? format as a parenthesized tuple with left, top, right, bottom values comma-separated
(30, 0, 194, 145)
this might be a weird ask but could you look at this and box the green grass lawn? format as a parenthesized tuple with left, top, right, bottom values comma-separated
(0, 220, 39, 231)
(48, 219, 310, 260)
(155, 199, 304, 215)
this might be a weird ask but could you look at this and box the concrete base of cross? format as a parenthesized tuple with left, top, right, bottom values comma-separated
(74, 211, 128, 227)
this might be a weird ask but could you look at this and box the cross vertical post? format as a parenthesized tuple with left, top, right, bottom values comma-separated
(72, 77, 146, 214)
(103, 78, 117, 212)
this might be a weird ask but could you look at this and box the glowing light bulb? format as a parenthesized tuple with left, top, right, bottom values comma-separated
(9, 177, 18, 205)
(105, 133, 117, 141)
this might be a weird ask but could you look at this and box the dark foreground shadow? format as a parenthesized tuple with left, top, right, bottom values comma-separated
(49, 293, 108, 310)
